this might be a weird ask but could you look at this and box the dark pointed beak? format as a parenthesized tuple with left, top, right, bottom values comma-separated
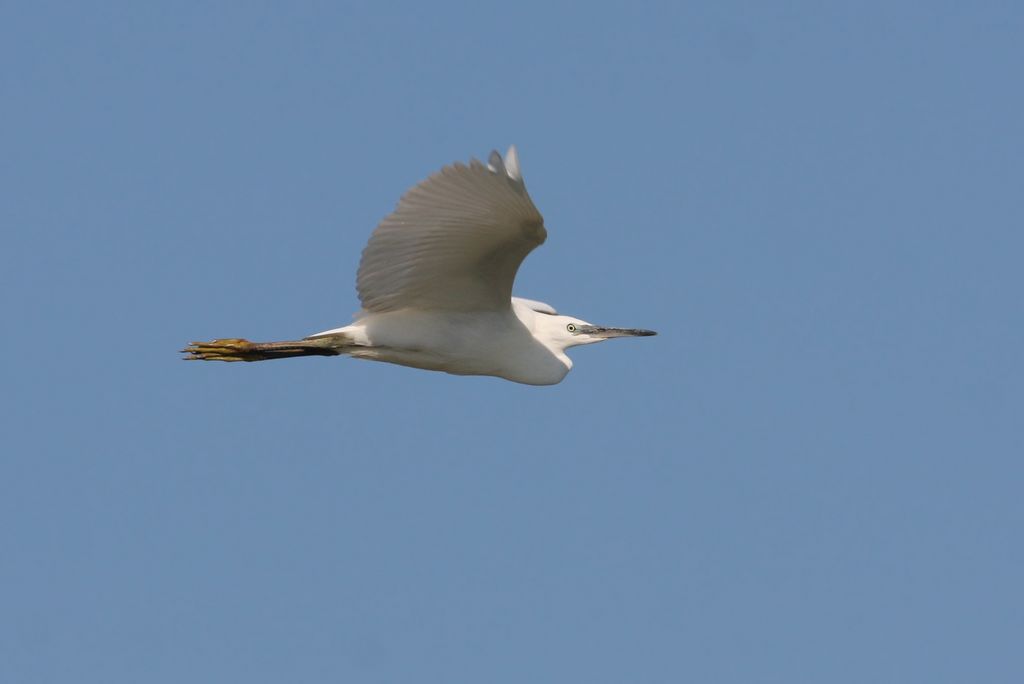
(577, 325, 657, 339)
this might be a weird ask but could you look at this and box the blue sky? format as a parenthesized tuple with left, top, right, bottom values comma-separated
(2, 2, 1021, 682)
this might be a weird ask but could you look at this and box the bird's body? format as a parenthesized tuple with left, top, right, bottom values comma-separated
(311, 298, 577, 385)
(184, 147, 655, 385)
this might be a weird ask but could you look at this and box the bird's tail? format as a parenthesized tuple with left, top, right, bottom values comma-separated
(181, 334, 351, 362)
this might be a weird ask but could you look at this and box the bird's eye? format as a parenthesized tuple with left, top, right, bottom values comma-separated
(566, 324, 576, 333)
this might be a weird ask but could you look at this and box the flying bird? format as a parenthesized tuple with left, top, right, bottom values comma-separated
(183, 146, 655, 385)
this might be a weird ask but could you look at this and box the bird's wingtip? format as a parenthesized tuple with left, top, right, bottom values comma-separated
(487, 145, 522, 182)
(504, 145, 521, 181)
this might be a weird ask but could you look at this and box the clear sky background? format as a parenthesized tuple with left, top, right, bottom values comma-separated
(2, 3, 1021, 682)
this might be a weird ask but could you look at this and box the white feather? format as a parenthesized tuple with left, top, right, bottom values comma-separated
(356, 148, 545, 313)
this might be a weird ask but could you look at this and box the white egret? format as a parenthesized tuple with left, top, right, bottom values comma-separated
(184, 146, 655, 385)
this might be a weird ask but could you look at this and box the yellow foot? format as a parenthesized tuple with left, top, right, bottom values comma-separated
(182, 338, 258, 362)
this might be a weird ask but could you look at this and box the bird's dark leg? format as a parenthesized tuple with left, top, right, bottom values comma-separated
(182, 335, 350, 362)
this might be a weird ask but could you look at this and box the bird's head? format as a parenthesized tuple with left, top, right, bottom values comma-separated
(538, 313, 657, 352)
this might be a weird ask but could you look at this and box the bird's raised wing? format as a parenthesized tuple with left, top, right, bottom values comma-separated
(356, 146, 546, 313)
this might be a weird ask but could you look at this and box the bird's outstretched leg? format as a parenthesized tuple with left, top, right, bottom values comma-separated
(182, 335, 349, 362)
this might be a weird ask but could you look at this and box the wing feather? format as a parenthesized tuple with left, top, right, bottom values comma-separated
(356, 147, 546, 313)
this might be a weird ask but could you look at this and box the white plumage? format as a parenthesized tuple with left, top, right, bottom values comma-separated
(357, 149, 545, 313)
(185, 146, 655, 385)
